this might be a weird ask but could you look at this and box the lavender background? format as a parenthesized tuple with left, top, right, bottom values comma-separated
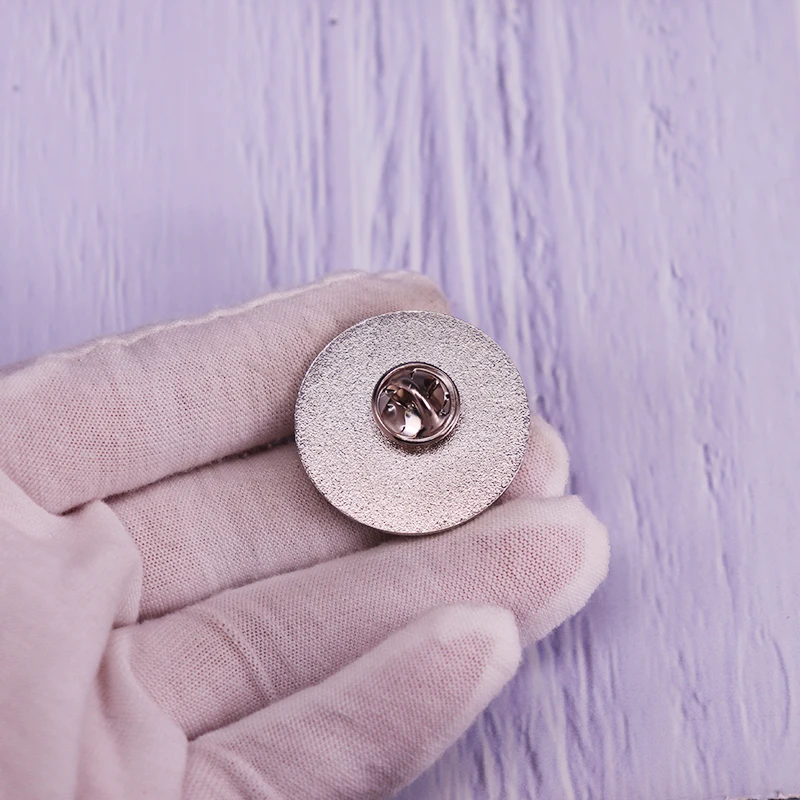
(2, 2, 800, 798)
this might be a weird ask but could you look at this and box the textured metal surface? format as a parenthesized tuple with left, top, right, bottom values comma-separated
(2, 2, 800, 798)
(295, 311, 530, 534)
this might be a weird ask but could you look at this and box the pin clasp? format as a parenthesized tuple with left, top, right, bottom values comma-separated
(371, 362, 461, 445)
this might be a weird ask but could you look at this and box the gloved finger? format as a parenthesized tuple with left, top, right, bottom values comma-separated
(110, 443, 387, 620)
(497, 414, 569, 503)
(183, 605, 521, 800)
(123, 494, 608, 740)
(108, 414, 568, 621)
(0, 272, 447, 515)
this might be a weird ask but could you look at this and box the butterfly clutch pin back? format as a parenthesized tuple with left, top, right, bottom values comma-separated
(295, 311, 530, 535)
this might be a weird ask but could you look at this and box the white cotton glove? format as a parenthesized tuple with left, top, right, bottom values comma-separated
(0, 272, 609, 799)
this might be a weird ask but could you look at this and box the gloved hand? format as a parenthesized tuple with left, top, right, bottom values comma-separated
(0, 272, 609, 800)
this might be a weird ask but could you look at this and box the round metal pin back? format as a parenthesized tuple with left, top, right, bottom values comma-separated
(294, 311, 530, 535)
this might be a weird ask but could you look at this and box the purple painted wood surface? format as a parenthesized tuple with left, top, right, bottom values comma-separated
(2, 2, 800, 798)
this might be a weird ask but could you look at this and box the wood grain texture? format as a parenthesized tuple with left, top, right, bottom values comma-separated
(2, 2, 800, 798)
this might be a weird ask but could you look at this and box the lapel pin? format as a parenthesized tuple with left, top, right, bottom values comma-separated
(295, 310, 530, 535)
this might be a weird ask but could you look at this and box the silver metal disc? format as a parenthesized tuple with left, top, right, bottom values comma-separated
(294, 311, 530, 535)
